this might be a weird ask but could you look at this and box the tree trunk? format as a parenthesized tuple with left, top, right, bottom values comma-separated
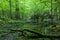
(9, 0, 12, 19)
(14, 0, 20, 20)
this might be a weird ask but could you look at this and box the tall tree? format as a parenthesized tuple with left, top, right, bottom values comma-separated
(14, 0, 20, 20)
(1, 0, 5, 17)
(9, 0, 12, 19)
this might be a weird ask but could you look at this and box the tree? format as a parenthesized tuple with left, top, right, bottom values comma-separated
(14, 0, 20, 20)
(9, 0, 12, 19)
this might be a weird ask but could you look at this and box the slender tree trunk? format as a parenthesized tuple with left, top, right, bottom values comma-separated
(2, 9, 5, 16)
(9, 0, 12, 19)
(2, 1, 5, 17)
(14, 0, 20, 20)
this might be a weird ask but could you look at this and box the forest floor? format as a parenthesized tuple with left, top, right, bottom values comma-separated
(0, 19, 60, 40)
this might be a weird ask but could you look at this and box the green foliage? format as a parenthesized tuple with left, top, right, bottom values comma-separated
(0, 0, 60, 40)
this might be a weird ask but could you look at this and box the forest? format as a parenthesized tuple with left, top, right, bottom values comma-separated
(0, 0, 60, 40)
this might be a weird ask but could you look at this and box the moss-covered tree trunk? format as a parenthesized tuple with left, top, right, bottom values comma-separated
(1, 1, 5, 17)
(14, 0, 20, 20)
(9, 0, 12, 19)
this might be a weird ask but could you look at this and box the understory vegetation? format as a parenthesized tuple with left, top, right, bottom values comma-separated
(0, 0, 60, 40)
